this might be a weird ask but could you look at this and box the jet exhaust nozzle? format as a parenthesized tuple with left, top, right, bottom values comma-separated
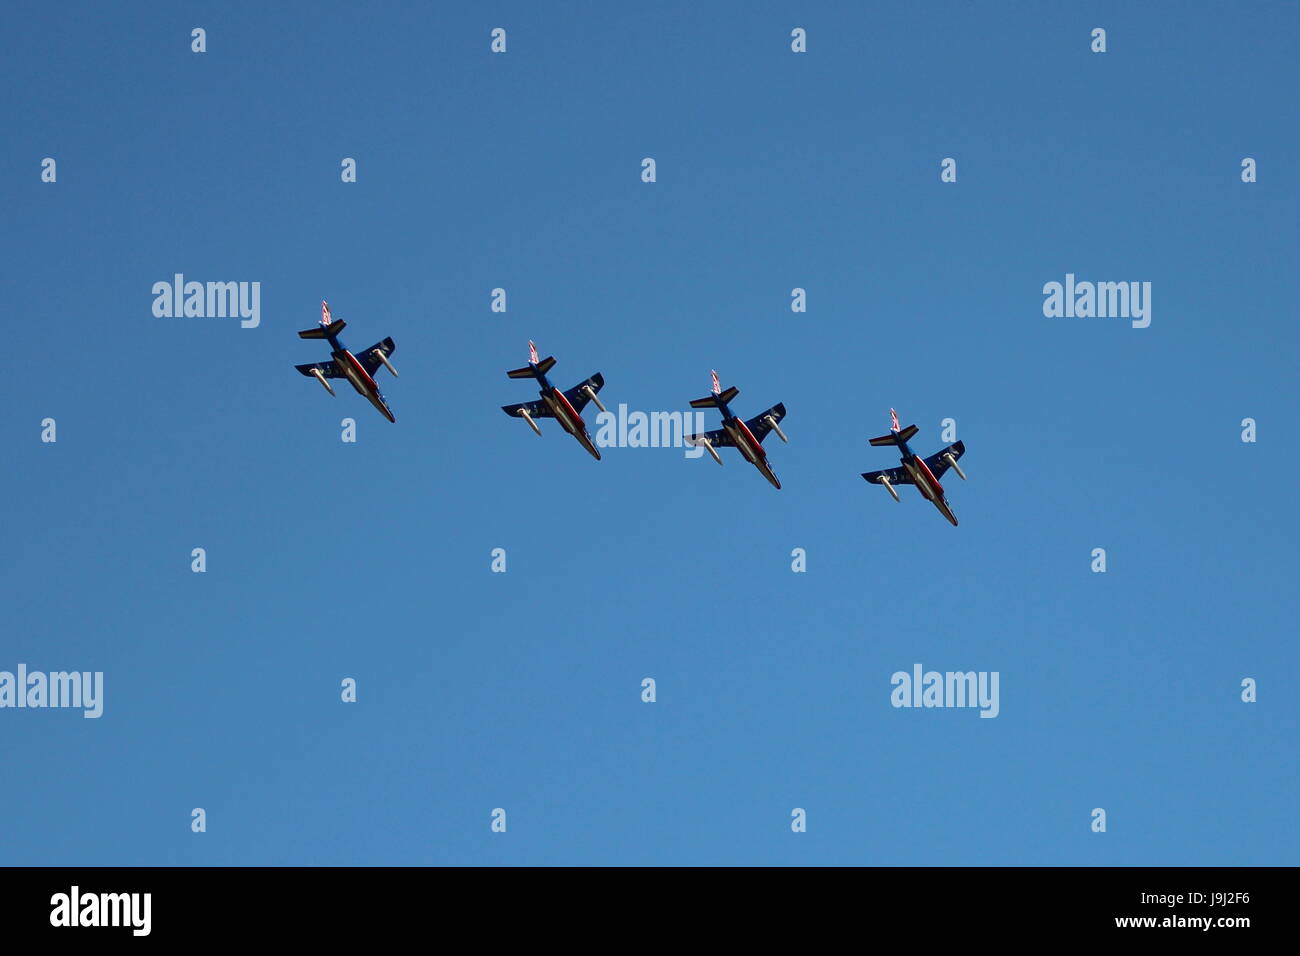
(519, 407, 542, 436)
(311, 367, 335, 396)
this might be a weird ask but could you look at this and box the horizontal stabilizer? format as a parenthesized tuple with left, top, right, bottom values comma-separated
(298, 319, 347, 339)
(507, 356, 556, 379)
(690, 385, 739, 408)
(868, 423, 917, 446)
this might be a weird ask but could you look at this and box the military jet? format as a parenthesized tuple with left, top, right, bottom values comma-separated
(685, 371, 787, 489)
(501, 342, 606, 460)
(294, 302, 398, 422)
(861, 409, 967, 526)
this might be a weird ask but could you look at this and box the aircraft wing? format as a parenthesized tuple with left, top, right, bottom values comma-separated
(686, 427, 736, 449)
(563, 373, 605, 413)
(353, 338, 396, 376)
(862, 465, 913, 485)
(501, 399, 554, 420)
(744, 403, 786, 443)
(295, 361, 343, 378)
(923, 441, 965, 480)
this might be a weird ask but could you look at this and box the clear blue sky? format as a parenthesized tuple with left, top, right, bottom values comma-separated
(3, 1, 1296, 865)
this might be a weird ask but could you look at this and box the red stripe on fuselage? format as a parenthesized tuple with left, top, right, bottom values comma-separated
(342, 351, 380, 394)
(730, 418, 766, 461)
(913, 455, 943, 497)
(546, 387, 584, 433)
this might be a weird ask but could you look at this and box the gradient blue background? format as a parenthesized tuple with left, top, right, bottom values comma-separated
(3, 1, 1296, 865)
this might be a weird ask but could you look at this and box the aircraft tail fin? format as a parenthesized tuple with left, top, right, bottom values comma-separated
(869, 423, 918, 446)
(299, 319, 347, 339)
(690, 385, 739, 408)
(507, 341, 556, 378)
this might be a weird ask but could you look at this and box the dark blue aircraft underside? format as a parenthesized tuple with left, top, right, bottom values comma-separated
(294, 316, 397, 422)
(862, 439, 965, 488)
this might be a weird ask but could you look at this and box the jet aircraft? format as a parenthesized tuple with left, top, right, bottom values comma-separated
(294, 302, 398, 422)
(685, 371, 787, 489)
(861, 409, 967, 526)
(501, 342, 606, 460)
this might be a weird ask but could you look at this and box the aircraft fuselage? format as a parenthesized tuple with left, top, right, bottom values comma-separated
(327, 334, 394, 423)
(892, 436, 956, 525)
(533, 368, 600, 460)
(716, 400, 780, 489)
